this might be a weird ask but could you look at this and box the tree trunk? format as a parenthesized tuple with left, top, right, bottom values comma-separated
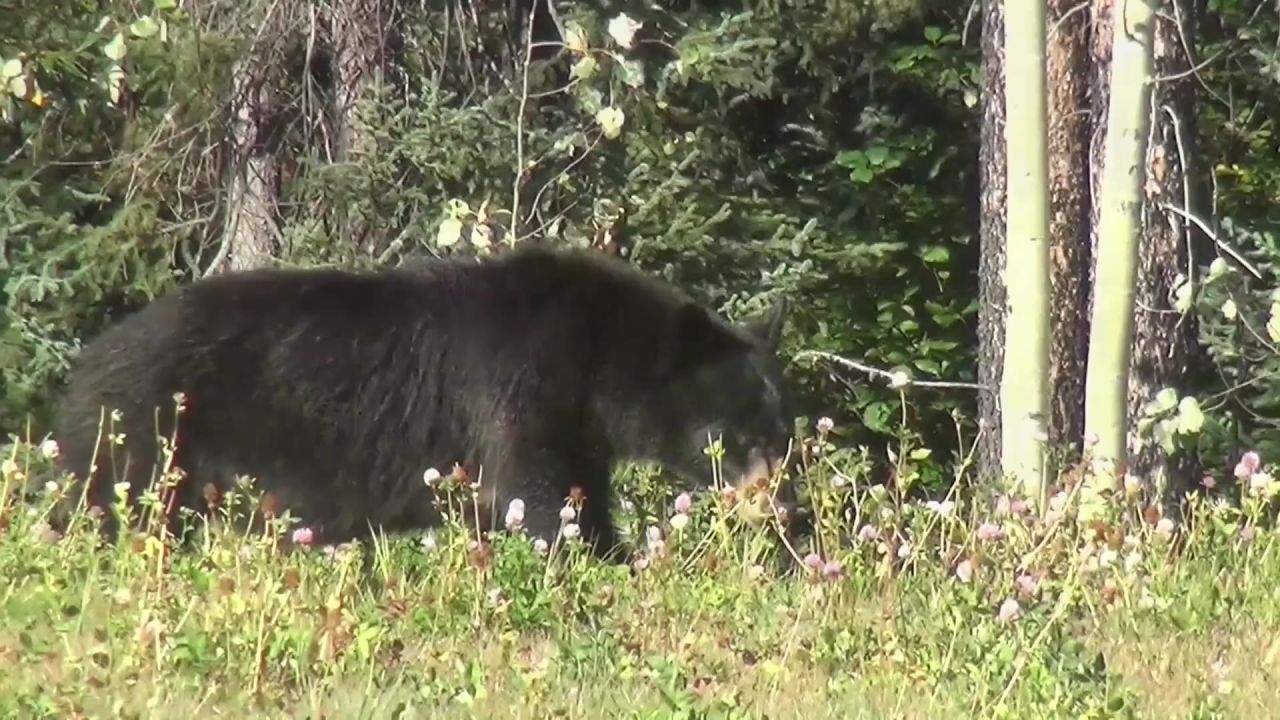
(1045, 0, 1093, 465)
(1125, 0, 1203, 505)
(1001, 0, 1052, 503)
(1082, 0, 1158, 504)
(330, 0, 403, 253)
(976, 0, 1007, 484)
(218, 56, 283, 274)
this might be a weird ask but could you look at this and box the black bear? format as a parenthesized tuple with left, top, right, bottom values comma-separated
(52, 244, 797, 559)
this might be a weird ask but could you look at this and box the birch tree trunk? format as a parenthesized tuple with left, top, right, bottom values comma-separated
(1083, 0, 1158, 504)
(1001, 0, 1052, 503)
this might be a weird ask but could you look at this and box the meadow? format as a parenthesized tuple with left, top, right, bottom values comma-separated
(2, 421, 1278, 719)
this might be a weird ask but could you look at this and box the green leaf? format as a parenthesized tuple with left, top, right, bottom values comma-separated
(130, 16, 160, 38)
(619, 58, 645, 88)
(154, 0, 178, 9)
(571, 56, 598, 81)
(1176, 396, 1204, 434)
(436, 218, 463, 247)
(1, 58, 21, 80)
(103, 32, 128, 61)
(850, 166, 874, 183)
(865, 145, 889, 166)
(921, 246, 950, 265)
(1154, 387, 1178, 413)
(834, 150, 865, 169)
(862, 402, 892, 435)
(924, 26, 942, 43)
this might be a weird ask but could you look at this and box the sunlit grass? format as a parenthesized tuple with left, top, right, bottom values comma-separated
(2, 423, 1280, 719)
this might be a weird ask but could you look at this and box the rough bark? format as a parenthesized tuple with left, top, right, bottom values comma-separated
(330, 0, 404, 252)
(219, 56, 283, 274)
(1126, 0, 1203, 502)
(977, 0, 1008, 483)
(1045, 0, 1093, 465)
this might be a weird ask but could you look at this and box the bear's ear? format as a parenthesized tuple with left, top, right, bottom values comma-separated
(743, 297, 788, 352)
(660, 302, 754, 379)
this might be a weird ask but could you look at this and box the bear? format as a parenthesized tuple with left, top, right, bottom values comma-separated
(51, 243, 798, 560)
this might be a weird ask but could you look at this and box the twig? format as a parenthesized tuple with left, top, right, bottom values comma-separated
(1157, 203, 1263, 280)
(795, 350, 991, 392)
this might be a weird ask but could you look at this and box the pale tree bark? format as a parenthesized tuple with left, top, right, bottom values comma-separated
(330, 0, 404, 253)
(1045, 0, 1093, 464)
(1001, 0, 1052, 503)
(1125, 0, 1203, 504)
(977, 0, 1008, 484)
(218, 56, 284, 274)
(1082, 0, 1158, 508)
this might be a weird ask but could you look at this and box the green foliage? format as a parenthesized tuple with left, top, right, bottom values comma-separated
(1185, 0, 1280, 467)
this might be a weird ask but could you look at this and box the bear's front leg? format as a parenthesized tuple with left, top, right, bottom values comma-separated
(486, 440, 627, 563)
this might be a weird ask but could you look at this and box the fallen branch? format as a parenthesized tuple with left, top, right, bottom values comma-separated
(795, 350, 991, 392)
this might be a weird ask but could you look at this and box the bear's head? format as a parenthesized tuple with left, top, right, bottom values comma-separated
(636, 297, 801, 524)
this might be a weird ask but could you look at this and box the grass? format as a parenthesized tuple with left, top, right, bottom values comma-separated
(2, 428, 1280, 720)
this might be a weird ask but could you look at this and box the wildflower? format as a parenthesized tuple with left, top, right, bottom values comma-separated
(505, 499, 526, 531)
(1155, 517, 1176, 538)
(997, 598, 1022, 624)
(1249, 472, 1275, 496)
(1015, 574, 1041, 598)
(925, 499, 956, 517)
(486, 587, 504, 608)
(136, 617, 166, 646)
(1123, 474, 1143, 498)
(868, 484, 888, 501)
(559, 505, 577, 522)
(669, 512, 689, 531)
(857, 524, 880, 543)
(1124, 551, 1142, 573)
(423, 468, 442, 487)
(1237, 451, 1262, 478)
(0, 458, 19, 479)
(1098, 548, 1118, 568)
(620, 498, 636, 513)
(561, 523, 580, 540)
(673, 492, 692, 515)
(994, 495, 1011, 516)
(632, 555, 650, 571)
(607, 13, 642, 49)
(955, 559, 974, 583)
(1201, 475, 1217, 490)
(831, 473, 850, 489)
(747, 564, 765, 581)
(43, 480, 58, 495)
(533, 537, 549, 555)
(420, 532, 437, 551)
(291, 527, 315, 547)
(1048, 491, 1068, 512)
(39, 439, 60, 459)
(1240, 525, 1256, 544)
(896, 541, 913, 560)
(816, 416, 835, 434)
(821, 559, 844, 580)
(888, 370, 910, 389)
(976, 522, 1005, 542)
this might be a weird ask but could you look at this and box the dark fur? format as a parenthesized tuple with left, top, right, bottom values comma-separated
(52, 245, 794, 558)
